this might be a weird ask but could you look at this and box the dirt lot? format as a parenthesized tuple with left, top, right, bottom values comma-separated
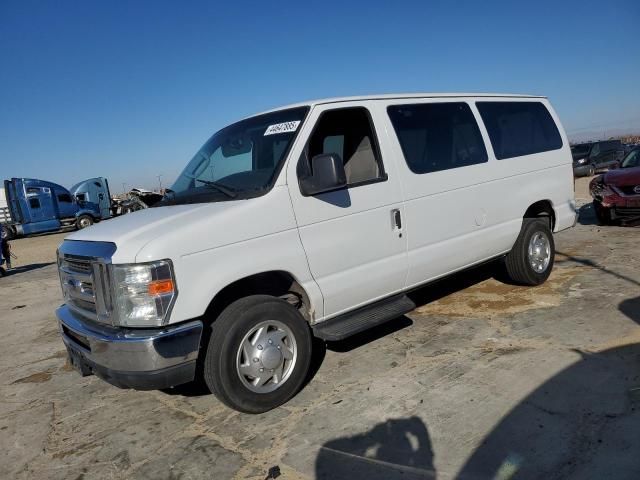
(1, 177, 639, 479)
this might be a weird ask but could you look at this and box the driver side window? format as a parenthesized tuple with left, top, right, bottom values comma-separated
(304, 107, 386, 186)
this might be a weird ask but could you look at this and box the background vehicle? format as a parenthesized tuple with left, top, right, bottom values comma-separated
(590, 147, 640, 224)
(70, 177, 113, 220)
(572, 140, 624, 177)
(1, 178, 111, 238)
(56, 94, 576, 413)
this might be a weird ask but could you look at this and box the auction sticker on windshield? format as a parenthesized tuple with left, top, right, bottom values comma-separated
(264, 121, 301, 136)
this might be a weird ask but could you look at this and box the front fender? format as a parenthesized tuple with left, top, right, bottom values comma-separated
(167, 229, 323, 325)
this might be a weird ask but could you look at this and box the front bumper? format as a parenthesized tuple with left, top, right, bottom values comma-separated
(57, 305, 203, 390)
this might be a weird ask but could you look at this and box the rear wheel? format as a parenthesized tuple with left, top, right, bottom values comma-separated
(76, 214, 94, 229)
(593, 200, 612, 225)
(504, 218, 555, 286)
(203, 295, 312, 413)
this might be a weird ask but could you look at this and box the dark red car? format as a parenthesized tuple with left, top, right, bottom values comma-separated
(589, 147, 640, 224)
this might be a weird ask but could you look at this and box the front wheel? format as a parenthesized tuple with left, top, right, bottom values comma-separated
(76, 214, 94, 229)
(203, 295, 312, 413)
(504, 218, 555, 286)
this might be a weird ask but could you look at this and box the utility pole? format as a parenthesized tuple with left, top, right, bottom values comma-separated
(156, 174, 163, 193)
(122, 182, 127, 194)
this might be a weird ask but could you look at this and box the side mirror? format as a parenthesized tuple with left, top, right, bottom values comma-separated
(299, 153, 347, 196)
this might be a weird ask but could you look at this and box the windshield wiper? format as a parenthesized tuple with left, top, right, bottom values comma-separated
(195, 179, 237, 198)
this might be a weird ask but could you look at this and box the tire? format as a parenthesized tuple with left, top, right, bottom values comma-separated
(593, 200, 612, 225)
(504, 218, 555, 286)
(1, 225, 16, 241)
(203, 295, 313, 413)
(76, 214, 94, 229)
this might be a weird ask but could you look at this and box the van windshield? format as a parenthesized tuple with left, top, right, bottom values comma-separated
(161, 107, 309, 205)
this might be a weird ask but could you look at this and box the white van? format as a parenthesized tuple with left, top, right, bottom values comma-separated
(57, 93, 576, 412)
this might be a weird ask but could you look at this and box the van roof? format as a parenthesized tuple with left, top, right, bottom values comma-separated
(258, 92, 545, 115)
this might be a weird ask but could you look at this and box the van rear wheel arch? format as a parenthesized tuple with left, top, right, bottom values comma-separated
(523, 200, 556, 231)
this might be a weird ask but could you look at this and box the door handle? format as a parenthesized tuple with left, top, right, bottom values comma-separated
(391, 209, 402, 232)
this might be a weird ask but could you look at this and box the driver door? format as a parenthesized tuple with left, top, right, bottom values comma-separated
(286, 103, 408, 319)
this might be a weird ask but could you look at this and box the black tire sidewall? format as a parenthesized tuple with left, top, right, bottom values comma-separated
(204, 296, 312, 413)
(520, 219, 555, 284)
(77, 215, 94, 229)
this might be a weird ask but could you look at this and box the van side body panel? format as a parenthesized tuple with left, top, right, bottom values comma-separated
(377, 97, 574, 290)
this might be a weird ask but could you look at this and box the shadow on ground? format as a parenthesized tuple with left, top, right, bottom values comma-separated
(315, 416, 436, 480)
(556, 251, 640, 287)
(455, 296, 640, 480)
(327, 259, 509, 353)
(0, 262, 54, 276)
(314, 293, 640, 480)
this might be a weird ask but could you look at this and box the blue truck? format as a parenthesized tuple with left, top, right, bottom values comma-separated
(0, 177, 113, 239)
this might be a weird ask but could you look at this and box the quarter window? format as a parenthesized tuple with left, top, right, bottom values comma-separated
(387, 102, 488, 174)
(57, 193, 72, 203)
(29, 198, 40, 209)
(476, 101, 563, 160)
(304, 107, 385, 186)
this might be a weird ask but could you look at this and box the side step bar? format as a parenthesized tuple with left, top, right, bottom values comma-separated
(312, 294, 416, 342)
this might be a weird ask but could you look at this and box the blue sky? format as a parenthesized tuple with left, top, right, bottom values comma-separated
(1, 0, 639, 191)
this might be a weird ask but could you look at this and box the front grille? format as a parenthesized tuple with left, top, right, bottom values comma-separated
(63, 258, 93, 274)
(59, 255, 113, 324)
(615, 207, 640, 217)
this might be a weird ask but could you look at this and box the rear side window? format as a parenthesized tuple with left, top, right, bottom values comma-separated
(29, 198, 40, 209)
(57, 193, 72, 203)
(387, 103, 488, 174)
(476, 102, 562, 160)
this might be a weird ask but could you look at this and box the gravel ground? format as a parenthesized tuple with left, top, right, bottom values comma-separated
(2, 174, 639, 480)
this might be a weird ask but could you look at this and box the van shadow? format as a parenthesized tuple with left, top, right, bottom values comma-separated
(326, 260, 506, 353)
(315, 416, 437, 480)
(456, 296, 640, 479)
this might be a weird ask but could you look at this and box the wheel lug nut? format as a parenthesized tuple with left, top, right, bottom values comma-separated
(253, 358, 259, 363)
(277, 346, 281, 350)
(257, 345, 263, 350)
(268, 339, 273, 344)
(260, 368, 264, 372)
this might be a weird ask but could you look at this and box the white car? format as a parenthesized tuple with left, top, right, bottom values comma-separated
(56, 93, 576, 412)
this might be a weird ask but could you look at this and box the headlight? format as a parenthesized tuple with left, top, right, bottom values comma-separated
(112, 260, 177, 327)
(577, 158, 587, 164)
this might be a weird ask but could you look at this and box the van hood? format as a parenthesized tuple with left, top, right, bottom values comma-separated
(64, 187, 296, 264)
(603, 166, 640, 186)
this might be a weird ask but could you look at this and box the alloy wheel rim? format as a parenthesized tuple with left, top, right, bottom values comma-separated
(235, 320, 297, 393)
(527, 231, 551, 273)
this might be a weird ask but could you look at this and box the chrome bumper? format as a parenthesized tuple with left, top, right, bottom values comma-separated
(57, 304, 203, 390)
